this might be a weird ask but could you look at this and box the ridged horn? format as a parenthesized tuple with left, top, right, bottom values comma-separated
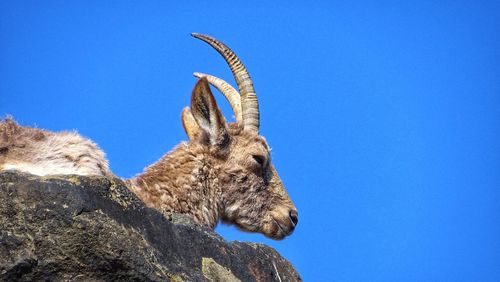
(181, 107, 200, 140)
(191, 33, 260, 133)
(193, 72, 242, 125)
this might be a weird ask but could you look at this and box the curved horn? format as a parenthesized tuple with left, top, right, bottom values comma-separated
(193, 72, 242, 125)
(181, 107, 200, 140)
(191, 33, 260, 133)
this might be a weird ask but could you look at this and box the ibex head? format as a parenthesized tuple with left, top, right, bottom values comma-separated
(182, 33, 298, 239)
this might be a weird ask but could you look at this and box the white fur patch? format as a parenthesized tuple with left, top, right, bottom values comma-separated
(1, 163, 92, 176)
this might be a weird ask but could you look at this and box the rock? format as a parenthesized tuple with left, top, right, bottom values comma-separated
(0, 171, 301, 281)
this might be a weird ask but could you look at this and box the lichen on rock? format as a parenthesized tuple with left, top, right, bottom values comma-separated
(202, 257, 241, 282)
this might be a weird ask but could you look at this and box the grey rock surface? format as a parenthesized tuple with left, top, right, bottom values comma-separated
(0, 171, 301, 281)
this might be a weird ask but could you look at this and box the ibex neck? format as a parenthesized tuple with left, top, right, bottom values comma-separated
(126, 143, 222, 228)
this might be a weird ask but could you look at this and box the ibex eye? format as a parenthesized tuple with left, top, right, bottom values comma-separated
(252, 155, 265, 167)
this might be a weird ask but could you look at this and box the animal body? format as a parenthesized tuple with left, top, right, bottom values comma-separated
(0, 33, 298, 239)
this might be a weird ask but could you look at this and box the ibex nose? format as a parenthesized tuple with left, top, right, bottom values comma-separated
(289, 210, 298, 227)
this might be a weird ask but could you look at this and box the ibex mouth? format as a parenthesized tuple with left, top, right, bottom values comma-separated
(271, 217, 295, 239)
(273, 218, 287, 238)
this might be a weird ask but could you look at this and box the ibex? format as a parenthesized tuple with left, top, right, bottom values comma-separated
(0, 33, 298, 239)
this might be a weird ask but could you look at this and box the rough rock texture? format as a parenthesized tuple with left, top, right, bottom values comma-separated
(0, 171, 301, 281)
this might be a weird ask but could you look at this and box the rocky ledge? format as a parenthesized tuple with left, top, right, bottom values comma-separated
(0, 171, 300, 281)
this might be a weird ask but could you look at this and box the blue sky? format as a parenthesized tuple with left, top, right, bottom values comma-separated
(1, 1, 499, 281)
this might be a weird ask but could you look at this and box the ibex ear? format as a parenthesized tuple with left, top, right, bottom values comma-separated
(181, 107, 200, 140)
(190, 77, 229, 146)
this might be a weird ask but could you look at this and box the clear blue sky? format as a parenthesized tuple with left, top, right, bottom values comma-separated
(1, 1, 499, 281)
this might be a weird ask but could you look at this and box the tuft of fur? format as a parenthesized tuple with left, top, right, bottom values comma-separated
(0, 118, 111, 176)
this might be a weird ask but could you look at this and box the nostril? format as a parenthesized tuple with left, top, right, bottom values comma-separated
(289, 210, 298, 226)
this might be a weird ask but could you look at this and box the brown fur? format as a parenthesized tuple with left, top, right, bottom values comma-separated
(0, 79, 298, 239)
